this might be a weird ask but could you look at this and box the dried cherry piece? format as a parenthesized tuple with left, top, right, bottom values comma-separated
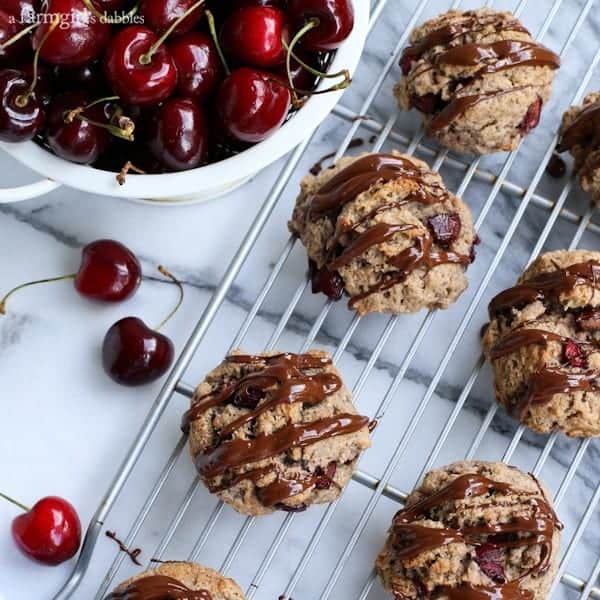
(519, 96, 542, 134)
(563, 340, 588, 369)
(400, 52, 415, 76)
(309, 260, 344, 301)
(576, 309, 600, 332)
(233, 385, 266, 409)
(314, 461, 337, 489)
(276, 503, 307, 513)
(475, 544, 506, 583)
(411, 92, 441, 115)
(427, 213, 462, 247)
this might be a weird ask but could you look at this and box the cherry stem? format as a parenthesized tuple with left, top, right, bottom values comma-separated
(139, 0, 205, 65)
(0, 492, 30, 512)
(205, 9, 230, 76)
(0, 274, 76, 315)
(155, 266, 184, 331)
(284, 18, 351, 107)
(81, 0, 140, 24)
(117, 161, 146, 185)
(15, 18, 59, 108)
(0, 23, 38, 51)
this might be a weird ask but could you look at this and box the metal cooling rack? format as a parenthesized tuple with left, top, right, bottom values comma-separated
(52, 0, 600, 598)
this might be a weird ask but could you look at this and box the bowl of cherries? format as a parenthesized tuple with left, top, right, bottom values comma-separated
(0, 0, 368, 204)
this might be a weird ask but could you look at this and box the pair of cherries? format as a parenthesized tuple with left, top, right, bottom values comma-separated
(1, 239, 178, 386)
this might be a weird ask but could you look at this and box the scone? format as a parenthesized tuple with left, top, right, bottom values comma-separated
(376, 461, 562, 600)
(557, 92, 600, 206)
(105, 561, 246, 599)
(482, 250, 600, 437)
(288, 152, 476, 316)
(184, 350, 371, 516)
(395, 9, 560, 154)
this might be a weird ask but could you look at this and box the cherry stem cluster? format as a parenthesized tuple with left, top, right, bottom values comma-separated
(64, 96, 135, 142)
(139, 0, 205, 65)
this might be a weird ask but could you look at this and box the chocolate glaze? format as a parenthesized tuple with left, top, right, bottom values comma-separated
(104, 575, 212, 600)
(185, 353, 369, 509)
(401, 12, 559, 134)
(401, 13, 530, 65)
(557, 101, 600, 153)
(390, 473, 561, 600)
(488, 260, 600, 317)
(305, 154, 471, 307)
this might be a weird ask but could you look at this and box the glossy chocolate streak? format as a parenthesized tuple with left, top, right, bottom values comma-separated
(426, 86, 533, 134)
(488, 260, 600, 317)
(401, 15, 529, 63)
(307, 154, 446, 220)
(557, 101, 600, 152)
(435, 40, 560, 74)
(489, 328, 569, 359)
(391, 473, 560, 600)
(514, 368, 599, 419)
(348, 234, 471, 308)
(197, 414, 368, 479)
(104, 575, 212, 600)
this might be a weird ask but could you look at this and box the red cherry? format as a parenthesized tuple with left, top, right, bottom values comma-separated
(139, 0, 203, 36)
(102, 317, 175, 386)
(6, 495, 82, 566)
(232, 0, 284, 7)
(91, 0, 129, 11)
(169, 32, 222, 100)
(273, 49, 320, 91)
(0, 9, 30, 66)
(148, 97, 208, 171)
(217, 67, 290, 143)
(53, 61, 106, 95)
(3, 0, 38, 20)
(103, 26, 177, 105)
(0, 69, 45, 142)
(32, 0, 111, 66)
(221, 6, 290, 68)
(75, 239, 141, 302)
(46, 91, 112, 164)
(287, 0, 354, 52)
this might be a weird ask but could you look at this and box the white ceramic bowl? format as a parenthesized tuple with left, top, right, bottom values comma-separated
(0, 2, 369, 206)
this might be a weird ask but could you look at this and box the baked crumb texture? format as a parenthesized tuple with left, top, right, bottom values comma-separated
(395, 8, 560, 154)
(483, 250, 600, 437)
(376, 461, 562, 600)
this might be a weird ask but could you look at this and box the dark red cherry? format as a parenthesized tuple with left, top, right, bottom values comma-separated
(46, 92, 111, 164)
(274, 49, 320, 91)
(169, 32, 222, 100)
(3, 0, 38, 20)
(139, 0, 203, 36)
(217, 67, 290, 143)
(19, 62, 52, 107)
(102, 317, 174, 386)
(104, 26, 177, 105)
(32, 0, 111, 66)
(91, 0, 129, 12)
(287, 0, 354, 52)
(233, 0, 284, 7)
(221, 6, 290, 68)
(0, 69, 45, 142)
(0, 9, 29, 66)
(53, 62, 106, 95)
(148, 97, 208, 172)
(8, 495, 81, 566)
(75, 239, 141, 302)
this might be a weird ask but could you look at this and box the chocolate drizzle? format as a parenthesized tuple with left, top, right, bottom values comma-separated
(305, 154, 471, 307)
(184, 353, 369, 509)
(488, 260, 600, 317)
(390, 473, 561, 600)
(557, 101, 600, 153)
(104, 575, 212, 600)
(400, 12, 560, 133)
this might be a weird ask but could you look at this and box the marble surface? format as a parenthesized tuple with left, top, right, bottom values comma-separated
(1, 0, 600, 598)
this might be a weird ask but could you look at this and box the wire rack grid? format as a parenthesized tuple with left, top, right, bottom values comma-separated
(52, 0, 600, 598)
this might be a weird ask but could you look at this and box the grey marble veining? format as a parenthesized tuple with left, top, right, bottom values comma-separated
(1, 0, 600, 598)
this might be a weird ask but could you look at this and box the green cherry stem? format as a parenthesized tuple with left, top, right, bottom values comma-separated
(139, 0, 205, 65)
(15, 19, 59, 108)
(155, 266, 184, 332)
(205, 9, 230, 76)
(284, 19, 351, 107)
(0, 23, 38, 51)
(0, 492, 29, 512)
(0, 274, 76, 315)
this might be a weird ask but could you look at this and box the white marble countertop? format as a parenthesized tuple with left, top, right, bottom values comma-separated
(1, 1, 600, 599)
